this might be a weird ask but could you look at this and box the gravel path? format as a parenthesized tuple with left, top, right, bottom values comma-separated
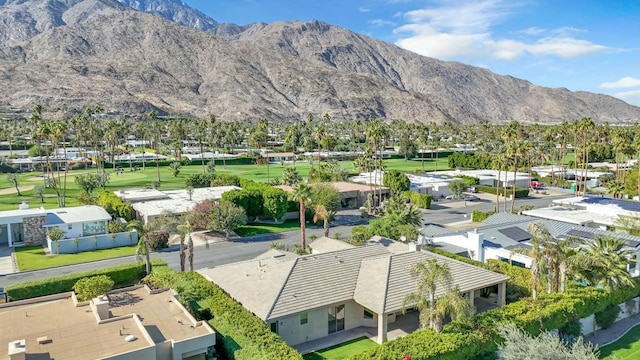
(583, 313, 640, 348)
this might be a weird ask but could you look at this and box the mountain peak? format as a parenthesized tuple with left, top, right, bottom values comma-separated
(116, 0, 217, 31)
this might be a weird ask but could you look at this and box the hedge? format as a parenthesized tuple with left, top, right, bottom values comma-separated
(143, 268, 302, 360)
(104, 156, 255, 169)
(471, 210, 495, 223)
(475, 185, 529, 198)
(405, 191, 432, 209)
(4, 260, 165, 301)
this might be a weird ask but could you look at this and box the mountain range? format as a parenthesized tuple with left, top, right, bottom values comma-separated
(0, 0, 638, 124)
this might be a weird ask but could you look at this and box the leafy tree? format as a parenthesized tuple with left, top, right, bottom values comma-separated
(145, 230, 170, 251)
(186, 173, 216, 188)
(311, 183, 342, 213)
(263, 188, 289, 221)
(383, 170, 410, 194)
(74, 173, 100, 194)
(290, 182, 312, 249)
(282, 166, 302, 186)
(28, 144, 49, 157)
(402, 259, 473, 332)
(170, 161, 182, 177)
(221, 189, 249, 214)
(47, 228, 66, 242)
(449, 180, 467, 198)
(208, 201, 248, 239)
(33, 185, 45, 203)
(73, 275, 115, 302)
(107, 220, 127, 234)
(6, 173, 21, 196)
(497, 323, 598, 360)
(189, 199, 214, 229)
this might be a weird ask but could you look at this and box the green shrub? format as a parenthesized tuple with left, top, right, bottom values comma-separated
(186, 173, 217, 188)
(595, 304, 620, 329)
(383, 170, 410, 194)
(472, 210, 495, 222)
(475, 185, 529, 198)
(351, 226, 369, 245)
(145, 230, 169, 251)
(5, 260, 164, 301)
(405, 191, 432, 209)
(73, 275, 114, 302)
(143, 269, 302, 360)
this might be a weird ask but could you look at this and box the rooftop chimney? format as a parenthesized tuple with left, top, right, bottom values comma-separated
(467, 230, 484, 263)
(8, 339, 25, 360)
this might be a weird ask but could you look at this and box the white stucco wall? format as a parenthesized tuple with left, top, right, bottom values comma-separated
(52, 223, 83, 238)
(274, 301, 371, 346)
(485, 248, 533, 268)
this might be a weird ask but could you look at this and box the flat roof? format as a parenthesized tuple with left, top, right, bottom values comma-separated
(274, 182, 386, 194)
(0, 294, 153, 360)
(131, 186, 241, 218)
(108, 287, 213, 342)
(523, 206, 618, 226)
(0, 205, 111, 224)
(114, 188, 168, 202)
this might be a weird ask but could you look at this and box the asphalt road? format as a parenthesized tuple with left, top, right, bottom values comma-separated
(0, 192, 568, 288)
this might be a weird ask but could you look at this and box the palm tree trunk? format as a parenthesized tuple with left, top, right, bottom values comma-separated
(511, 156, 517, 213)
(560, 265, 567, 292)
(532, 262, 538, 300)
(300, 202, 306, 248)
(144, 241, 152, 275)
(496, 168, 500, 212)
(324, 218, 330, 237)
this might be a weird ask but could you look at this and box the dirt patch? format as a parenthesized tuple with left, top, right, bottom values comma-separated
(0, 185, 34, 195)
(168, 231, 228, 247)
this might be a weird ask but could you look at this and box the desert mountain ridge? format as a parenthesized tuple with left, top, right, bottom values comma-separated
(0, 0, 637, 124)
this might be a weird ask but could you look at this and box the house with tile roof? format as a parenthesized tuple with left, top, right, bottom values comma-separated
(197, 243, 509, 348)
(426, 212, 640, 274)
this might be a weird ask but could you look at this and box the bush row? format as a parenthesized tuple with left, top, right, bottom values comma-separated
(104, 156, 255, 169)
(4, 260, 164, 301)
(404, 191, 432, 209)
(348, 257, 640, 360)
(471, 210, 495, 223)
(143, 268, 302, 360)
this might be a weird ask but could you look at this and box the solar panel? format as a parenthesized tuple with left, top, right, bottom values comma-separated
(566, 229, 595, 239)
(498, 227, 532, 242)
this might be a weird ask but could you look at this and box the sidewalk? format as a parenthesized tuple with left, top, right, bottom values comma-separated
(583, 313, 640, 348)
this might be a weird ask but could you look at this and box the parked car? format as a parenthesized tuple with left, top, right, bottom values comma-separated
(463, 194, 480, 201)
(466, 186, 478, 193)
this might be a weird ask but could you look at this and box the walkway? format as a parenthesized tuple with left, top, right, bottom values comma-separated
(584, 313, 640, 348)
(0, 245, 14, 275)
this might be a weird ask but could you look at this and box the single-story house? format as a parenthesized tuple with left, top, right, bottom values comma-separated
(198, 242, 509, 348)
(262, 152, 296, 162)
(425, 212, 640, 275)
(430, 169, 530, 188)
(274, 182, 389, 209)
(0, 285, 215, 360)
(0, 204, 112, 247)
(115, 186, 241, 224)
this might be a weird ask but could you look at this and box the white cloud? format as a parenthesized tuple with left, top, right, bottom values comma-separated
(359, 7, 370, 13)
(600, 77, 640, 89)
(369, 19, 397, 27)
(613, 90, 640, 106)
(393, 0, 610, 61)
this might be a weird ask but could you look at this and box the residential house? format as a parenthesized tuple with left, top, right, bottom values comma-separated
(198, 242, 509, 349)
(275, 182, 389, 209)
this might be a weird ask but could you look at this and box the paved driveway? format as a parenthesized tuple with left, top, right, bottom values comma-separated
(0, 246, 15, 275)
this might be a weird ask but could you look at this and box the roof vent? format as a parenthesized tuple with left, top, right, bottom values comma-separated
(18, 202, 29, 210)
(124, 335, 137, 342)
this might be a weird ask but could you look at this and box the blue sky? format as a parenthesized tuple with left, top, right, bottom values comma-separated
(184, 0, 640, 106)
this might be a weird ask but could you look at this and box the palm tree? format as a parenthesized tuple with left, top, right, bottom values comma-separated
(313, 204, 333, 237)
(576, 236, 635, 291)
(555, 237, 583, 292)
(402, 259, 473, 332)
(127, 220, 151, 274)
(289, 182, 312, 249)
(512, 222, 547, 299)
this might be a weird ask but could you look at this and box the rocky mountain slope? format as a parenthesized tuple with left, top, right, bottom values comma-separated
(0, 0, 638, 123)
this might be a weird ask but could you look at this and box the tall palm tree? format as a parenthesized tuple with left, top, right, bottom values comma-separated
(512, 222, 548, 299)
(402, 259, 473, 332)
(555, 237, 583, 292)
(313, 204, 333, 237)
(127, 220, 152, 274)
(576, 236, 635, 291)
(289, 182, 312, 249)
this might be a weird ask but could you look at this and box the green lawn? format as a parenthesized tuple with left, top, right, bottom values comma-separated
(15, 245, 138, 271)
(0, 157, 450, 211)
(233, 219, 302, 237)
(599, 323, 640, 359)
(303, 337, 378, 360)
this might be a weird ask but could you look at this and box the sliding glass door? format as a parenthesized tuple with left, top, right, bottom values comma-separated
(328, 304, 345, 334)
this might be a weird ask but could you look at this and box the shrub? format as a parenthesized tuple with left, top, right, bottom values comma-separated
(383, 170, 410, 194)
(472, 210, 495, 223)
(145, 230, 169, 251)
(595, 304, 620, 329)
(351, 226, 369, 245)
(73, 275, 115, 302)
(475, 185, 529, 198)
(405, 191, 432, 209)
(5, 260, 163, 301)
(186, 173, 217, 188)
(107, 220, 127, 233)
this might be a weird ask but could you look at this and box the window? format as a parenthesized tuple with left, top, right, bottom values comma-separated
(300, 312, 308, 325)
(68, 224, 73, 230)
(364, 308, 374, 319)
(270, 321, 279, 334)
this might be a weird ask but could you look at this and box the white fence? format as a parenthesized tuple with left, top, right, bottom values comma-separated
(47, 230, 138, 254)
